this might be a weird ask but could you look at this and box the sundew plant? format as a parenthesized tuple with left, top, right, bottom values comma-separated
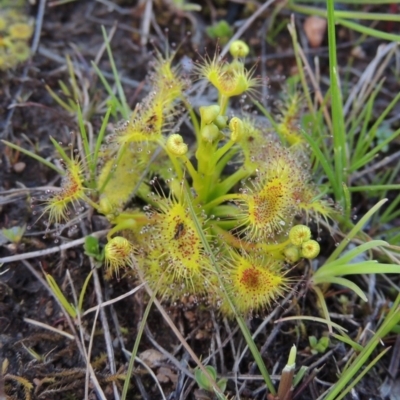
(2, 20, 400, 396)
(35, 40, 335, 316)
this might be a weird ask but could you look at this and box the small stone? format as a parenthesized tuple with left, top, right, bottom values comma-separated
(157, 366, 178, 384)
(45, 300, 53, 316)
(13, 162, 26, 173)
(139, 349, 167, 368)
(351, 46, 366, 59)
(303, 16, 327, 48)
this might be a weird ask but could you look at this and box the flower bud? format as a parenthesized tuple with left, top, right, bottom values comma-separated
(301, 240, 320, 259)
(201, 123, 220, 143)
(214, 115, 228, 129)
(283, 245, 301, 263)
(289, 225, 311, 246)
(200, 105, 220, 125)
(229, 40, 249, 58)
(229, 116, 244, 142)
(166, 134, 188, 156)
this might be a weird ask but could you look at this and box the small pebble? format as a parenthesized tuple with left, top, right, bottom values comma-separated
(13, 161, 26, 173)
(351, 45, 367, 59)
(303, 16, 327, 48)
(45, 300, 54, 316)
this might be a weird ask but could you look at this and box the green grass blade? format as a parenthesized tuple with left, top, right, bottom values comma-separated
(45, 84, 75, 113)
(325, 199, 387, 263)
(342, 183, 351, 223)
(91, 61, 126, 117)
(49, 136, 72, 166)
(301, 131, 338, 196)
(101, 26, 130, 119)
(90, 107, 112, 188)
(289, 3, 400, 21)
(76, 102, 92, 169)
(324, 293, 400, 400)
(351, 127, 400, 172)
(45, 273, 77, 318)
(287, 19, 315, 117)
(381, 193, 400, 223)
(324, 240, 388, 268)
(2, 140, 64, 175)
(335, 347, 392, 400)
(78, 269, 93, 313)
(349, 184, 400, 192)
(337, 18, 400, 42)
(315, 261, 400, 279)
(279, 315, 347, 333)
(316, 276, 367, 301)
(327, 0, 347, 204)
(121, 287, 156, 400)
(313, 284, 333, 333)
(332, 333, 364, 352)
(351, 80, 385, 165)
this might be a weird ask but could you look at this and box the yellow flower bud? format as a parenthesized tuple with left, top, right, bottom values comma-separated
(289, 225, 311, 246)
(301, 240, 320, 259)
(214, 115, 228, 129)
(166, 134, 188, 156)
(283, 245, 301, 263)
(201, 123, 220, 143)
(229, 40, 250, 58)
(199, 105, 220, 125)
(229, 116, 244, 142)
